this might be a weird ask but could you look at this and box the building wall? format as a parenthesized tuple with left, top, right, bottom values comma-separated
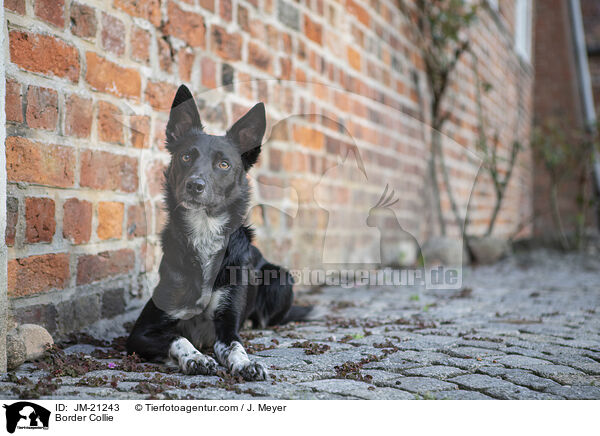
(1, 1, 8, 371)
(3, 0, 533, 338)
(533, 0, 597, 239)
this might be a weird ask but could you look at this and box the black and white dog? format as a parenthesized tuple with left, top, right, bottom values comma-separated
(127, 85, 306, 381)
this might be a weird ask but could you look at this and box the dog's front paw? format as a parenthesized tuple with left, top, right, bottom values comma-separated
(181, 353, 218, 375)
(232, 361, 268, 381)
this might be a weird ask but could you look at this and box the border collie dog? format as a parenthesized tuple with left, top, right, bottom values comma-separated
(127, 85, 303, 381)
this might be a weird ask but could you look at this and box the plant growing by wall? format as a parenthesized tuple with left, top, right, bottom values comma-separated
(531, 120, 597, 250)
(399, 0, 479, 235)
(467, 55, 522, 238)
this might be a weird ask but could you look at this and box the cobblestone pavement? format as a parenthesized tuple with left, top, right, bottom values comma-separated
(2, 251, 600, 400)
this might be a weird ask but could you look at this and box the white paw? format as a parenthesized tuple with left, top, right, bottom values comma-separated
(181, 353, 218, 375)
(231, 361, 268, 381)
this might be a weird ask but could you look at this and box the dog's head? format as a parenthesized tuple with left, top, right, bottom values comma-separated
(164, 85, 265, 215)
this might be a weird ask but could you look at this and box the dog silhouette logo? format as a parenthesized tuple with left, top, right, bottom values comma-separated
(3, 402, 50, 433)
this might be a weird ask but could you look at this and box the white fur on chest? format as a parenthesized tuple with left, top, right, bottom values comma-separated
(184, 209, 228, 264)
(184, 209, 228, 296)
(167, 210, 228, 321)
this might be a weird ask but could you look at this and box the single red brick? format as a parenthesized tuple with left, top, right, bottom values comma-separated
(304, 15, 322, 44)
(85, 52, 141, 98)
(280, 57, 292, 80)
(131, 26, 150, 63)
(266, 24, 279, 49)
(178, 49, 194, 82)
(63, 198, 92, 244)
(346, 0, 370, 27)
(145, 81, 177, 111)
(5, 79, 23, 123)
(249, 19, 266, 40)
(248, 42, 272, 72)
(130, 115, 150, 149)
(114, 0, 160, 26)
(293, 125, 325, 150)
(282, 32, 292, 52)
(9, 31, 80, 82)
(35, 0, 66, 28)
(25, 197, 56, 243)
(5, 197, 18, 247)
(269, 148, 282, 171)
(211, 25, 242, 61)
(97, 201, 124, 240)
(5, 0, 25, 14)
(164, 2, 206, 47)
(79, 150, 138, 192)
(127, 203, 148, 238)
(25, 86, 58, 130)
(6, 137, 75, 188)
(98, 101, 123, 143)
(76, 249, 135, 285)
(238, 5, 249, 32)
(313, 81, 329, 101)
(70, 2, 97, 38)
(8, 253, 70, 298)
(201, 56, 217, 89)
(348, 46, 361, 71)
(64, 94, 93, 138)
(101, 13, 126, 56)
(220, 0, 232, 21)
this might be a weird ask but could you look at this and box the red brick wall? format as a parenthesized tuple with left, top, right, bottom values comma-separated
(533, 0, 597, 238)
(4, 0, 533, 337)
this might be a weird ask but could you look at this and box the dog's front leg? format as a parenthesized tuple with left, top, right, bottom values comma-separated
(214, 340, 268, 381)
(212, 291, 268, 381)
(169, 337, 218, 375)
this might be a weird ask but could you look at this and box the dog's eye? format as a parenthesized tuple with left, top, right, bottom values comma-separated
(181, 153, 191, 163)
(218, 160, 230, 170)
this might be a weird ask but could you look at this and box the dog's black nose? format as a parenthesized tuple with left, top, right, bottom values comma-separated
(186, 177, 206, 194)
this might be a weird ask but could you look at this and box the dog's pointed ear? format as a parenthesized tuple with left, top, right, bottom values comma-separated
(226, 103, 266, 170)
(166, 85, 202, 149)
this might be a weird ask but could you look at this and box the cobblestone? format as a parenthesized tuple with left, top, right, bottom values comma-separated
(1, 251, 599, 400)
